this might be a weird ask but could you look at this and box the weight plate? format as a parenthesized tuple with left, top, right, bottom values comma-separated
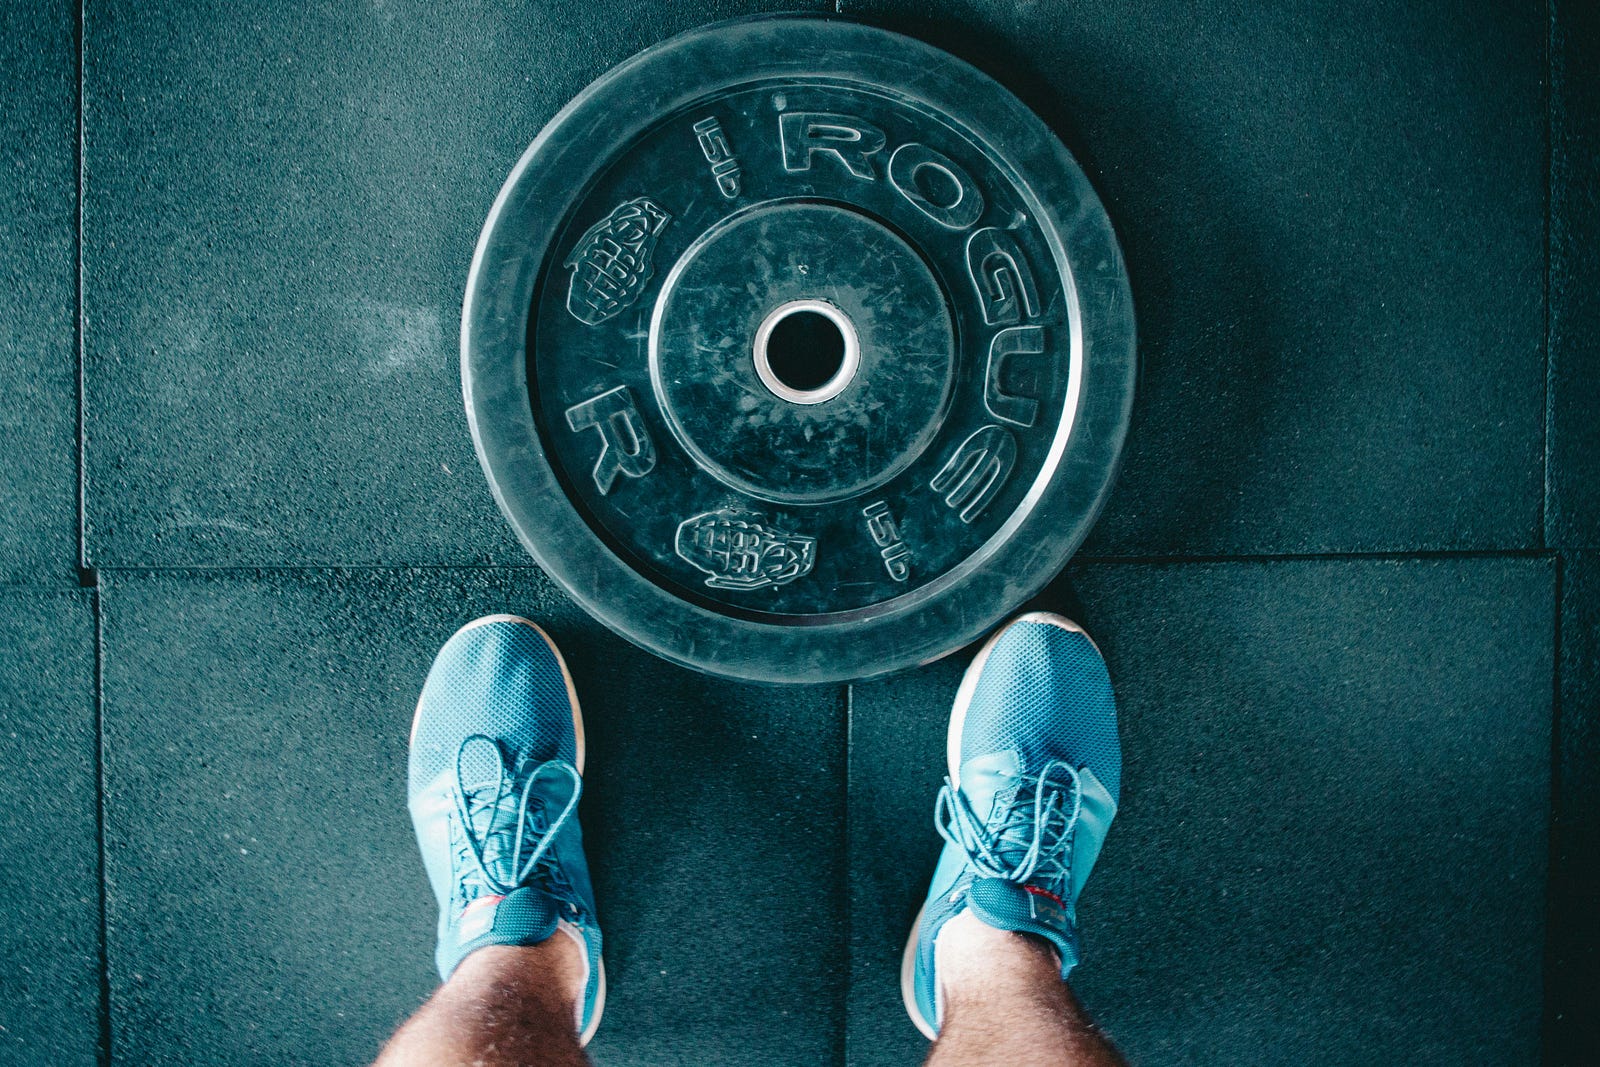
(463, 15, 1136, 684)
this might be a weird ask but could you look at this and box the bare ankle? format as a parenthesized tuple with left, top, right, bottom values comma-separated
(450, 933, 587, 1019)
(936, 909, 1063, 1003)
(927, 911, 1125, 1067)
(376, 937, 592, 1067)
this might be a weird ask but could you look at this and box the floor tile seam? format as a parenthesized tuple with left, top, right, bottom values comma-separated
(1541, 541, 1564, 1059)
(90, 586, 113, 1067)
(84, 564, 542, 582)
(0, 568, 84, 587)
(80, 548, 1561, 578)
(75, 0, 87, 579)
(839, 680, 853, 1067)
(1073, 548, 1559, 565)
(86, 563, 545, 575)
(1547, 540, 1600, 554)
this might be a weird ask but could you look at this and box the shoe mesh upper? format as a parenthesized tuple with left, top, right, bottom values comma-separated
(410, 620, 578, 797)
(960, 620, 1121, 804)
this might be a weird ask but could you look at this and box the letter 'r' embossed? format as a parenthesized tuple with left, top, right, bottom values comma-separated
(779, 112, 886, 181)
(930, 425, 1017, 523)
(564, 386, 656, 495)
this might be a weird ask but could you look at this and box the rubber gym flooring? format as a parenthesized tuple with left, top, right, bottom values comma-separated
(1, 1, 1595, 1064)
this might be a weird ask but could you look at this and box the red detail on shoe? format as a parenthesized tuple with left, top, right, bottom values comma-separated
(461, 894, 504, 917)
(1023, 885, 1065, 909)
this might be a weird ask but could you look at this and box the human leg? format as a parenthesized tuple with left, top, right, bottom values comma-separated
(923, 911, 1124, 1067)
(903, 612, 1126, 1065)
(374, 940, 589, 1067)
(375, 615, 605, 1065)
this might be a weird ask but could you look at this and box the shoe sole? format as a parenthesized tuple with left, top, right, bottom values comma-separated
(899, 611, 1096, 1041)
(410, 613, 605, 1041)
(581, 959, 607, 1046)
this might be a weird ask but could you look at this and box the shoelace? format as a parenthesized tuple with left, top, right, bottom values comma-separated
(936, 758, 1083, 892)
(452, 733, 582, 899)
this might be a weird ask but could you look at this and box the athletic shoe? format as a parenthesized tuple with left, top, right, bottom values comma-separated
(408, 614, 605, 1044)
(902, 611, 1122, 1039)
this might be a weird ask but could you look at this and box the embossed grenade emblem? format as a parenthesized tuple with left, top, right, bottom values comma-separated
(675, 510, 817, 591)
(563, 197, 673, 326)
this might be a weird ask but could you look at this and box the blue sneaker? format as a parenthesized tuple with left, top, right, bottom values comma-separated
(901, 611, 1122, 1039)
(408, 614, 604, 1044)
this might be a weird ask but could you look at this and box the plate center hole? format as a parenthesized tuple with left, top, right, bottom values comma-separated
(767, 310, 844, 391)
(753, 300, 860, 405)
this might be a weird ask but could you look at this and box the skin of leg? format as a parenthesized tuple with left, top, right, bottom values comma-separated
(373, 935, 589, 1067)
(925, 911, 1127, 1067)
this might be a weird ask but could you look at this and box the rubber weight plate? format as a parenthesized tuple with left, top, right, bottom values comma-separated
(463, 15, 1136, 684)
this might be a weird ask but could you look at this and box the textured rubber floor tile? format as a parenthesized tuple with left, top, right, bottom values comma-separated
(0, 590, 99, 1066)
(841, 0, 1545, 556)
(845, 657, 962, 1067)
(100, 568, 846, 1065)
(569, 635, 849, 1065)
(83, 0, 828, 570)
(0, 2, 79, 584)
(1549, 1, 1600, 550)
(847, 558, 1553, 1066)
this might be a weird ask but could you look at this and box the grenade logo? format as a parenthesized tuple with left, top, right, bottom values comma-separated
(675, 510, 817, 591)
(564, 197, 672, 326)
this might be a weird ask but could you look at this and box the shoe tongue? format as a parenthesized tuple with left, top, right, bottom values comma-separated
(965, 877, 1081, 977)
(958, 750, 1024, 823)
(465, 766, 576, 887)
(464, 783, 529, 885)
(958, 751, 1055, 871)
